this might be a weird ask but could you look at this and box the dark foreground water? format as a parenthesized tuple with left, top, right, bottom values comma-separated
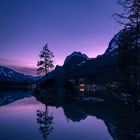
(0, 90, 113, 140)
(0, 90, 139, 140)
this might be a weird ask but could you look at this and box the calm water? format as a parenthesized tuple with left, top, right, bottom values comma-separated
(0, 90, 113, 140)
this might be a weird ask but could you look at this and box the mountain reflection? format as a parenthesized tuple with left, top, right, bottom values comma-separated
(0, 90, 31, 106)
(36, 107, 54, 140)
(0, 89, 139, 140)
(34, 90, 140, 140)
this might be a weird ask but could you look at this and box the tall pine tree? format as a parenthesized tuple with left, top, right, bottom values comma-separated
(37, 44, 54, 78)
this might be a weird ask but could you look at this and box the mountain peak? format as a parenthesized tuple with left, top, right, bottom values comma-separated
(64, 51, 89, 64)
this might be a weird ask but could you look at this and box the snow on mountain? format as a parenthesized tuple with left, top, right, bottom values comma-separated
(105, 27, 140, 55)
(0, 66, 40, 83)
(105, 30, 124, 55)
(77, 60, 86, 66)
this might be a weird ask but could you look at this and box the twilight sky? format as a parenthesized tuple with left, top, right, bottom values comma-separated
(0, 0, 122, 75)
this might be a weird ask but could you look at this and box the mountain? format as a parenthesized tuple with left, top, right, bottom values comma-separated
(0, 58, 37, 75)
(48, 51, 90, 79)
(0, 66, 41, 85)
(48, 51, 118, 83)
(1, 28, 138, 85)
(105, 30, 123, 56)
(49, 32, 121, 83)
(64, 51, 89, 65)
(49, 26, 140, 84)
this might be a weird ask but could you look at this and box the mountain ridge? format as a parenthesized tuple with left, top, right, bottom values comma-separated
(1, 27, 139, 84)
(48, 29, 122, 83)
(0, 65, 41, 84)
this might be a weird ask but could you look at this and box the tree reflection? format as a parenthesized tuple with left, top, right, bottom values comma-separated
(36, 107, 54, 140)
(34, 90, 140, 140)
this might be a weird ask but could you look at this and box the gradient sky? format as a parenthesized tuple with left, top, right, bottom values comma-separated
(0, 0, 122, 74)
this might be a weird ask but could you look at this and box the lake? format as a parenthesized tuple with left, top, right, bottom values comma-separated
(0, 90, 139, 140)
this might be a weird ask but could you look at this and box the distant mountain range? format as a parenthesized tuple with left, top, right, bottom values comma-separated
(0, 58, 37, 75)
(0, 66, 41, 86)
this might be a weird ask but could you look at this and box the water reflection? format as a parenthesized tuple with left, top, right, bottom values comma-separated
(36, 107, 54, 140)
(0, 89, 139, 140)
(34, 89, 140, 140)
(0, 90, 31, 106)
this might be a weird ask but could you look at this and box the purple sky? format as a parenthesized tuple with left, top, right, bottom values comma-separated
(0, 0, 122, 75)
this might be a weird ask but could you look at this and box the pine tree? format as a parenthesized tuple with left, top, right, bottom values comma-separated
(117, 29, 135, 91)
(37, 44, 54, 78)
(114, 0, 140, 28)
(114, 0, 140, 109)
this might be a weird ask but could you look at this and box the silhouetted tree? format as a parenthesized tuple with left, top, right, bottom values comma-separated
(36, 107, 54, 140)
(114, 0, 140, 109)
(37, 44, 54, 79)
(114, 0, 140, 91)
(114, 0, 140, 28)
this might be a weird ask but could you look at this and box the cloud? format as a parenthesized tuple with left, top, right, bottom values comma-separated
(0, 57, 37, 76)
